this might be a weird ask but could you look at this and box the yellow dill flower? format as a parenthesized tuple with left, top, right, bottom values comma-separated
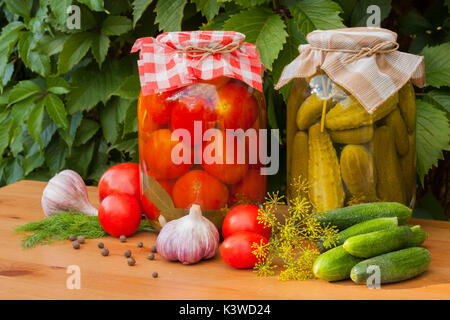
(266, 191, 285, 205)
(252, 175, 339, 281)
(258, 208, 277, 229)
(257, 192, 284, 229)
(283, 226, 299, 242)
(251, 238, 270, 260)
(279, 267, 295, 281)
(321, 224, 340, 249)
(302, 217, 322, 239)
(254, 259, 277, 277)
(290, 175, 310, 197)
(288, 197, 311, 220)
(278, 240, 294, 261)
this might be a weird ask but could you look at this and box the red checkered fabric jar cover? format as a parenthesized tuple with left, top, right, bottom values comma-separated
(131, 31, 264, 96)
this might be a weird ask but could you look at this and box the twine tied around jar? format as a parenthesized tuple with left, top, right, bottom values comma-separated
(311, 40, 399, 131)
(310, 40, 399, 65)
(275, 28, 425, 112)
(177, 41, 241, 66)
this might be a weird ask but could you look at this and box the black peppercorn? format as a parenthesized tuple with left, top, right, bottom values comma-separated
(124, 250, 132, 258)
(150, 245, 157, 253)
(152, 271, 158, 278)
(120, 235, 127, 243)
(69, 235, 76, 241)
(101, 248, 109, 256)
(137, 242, 143, 248)
(147, 253, 155, 260)
(77, 235, 85, 244)
(72, 241, 80, 249)
(97, 242, 104, 249)
(127, 258, 136, 266)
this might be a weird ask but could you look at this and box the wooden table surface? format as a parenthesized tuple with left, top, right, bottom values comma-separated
(0, 180, 449, 300)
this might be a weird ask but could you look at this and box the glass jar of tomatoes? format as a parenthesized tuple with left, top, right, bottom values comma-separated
(132, 31, 266, 228)
(137, 78, 266, 227)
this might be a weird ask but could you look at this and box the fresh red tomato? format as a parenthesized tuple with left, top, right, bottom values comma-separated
(98, 193, 142, 237)
(98, 163, 140, 202)
(222, 204, 271, 239)
(220, 231, 268, 269)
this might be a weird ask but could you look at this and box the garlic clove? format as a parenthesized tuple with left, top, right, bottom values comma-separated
(41, 170, 98, 217)
(156, 204, 220, 265)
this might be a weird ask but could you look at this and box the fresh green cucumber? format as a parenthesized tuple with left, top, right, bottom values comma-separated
(318, 217, 399, 253)
(350, 247, 431, 284)
(313, 245, 364, 281)
(343, 226, 413, 258)
(316, 202, 412, 230)
(408, 225, 428, 247)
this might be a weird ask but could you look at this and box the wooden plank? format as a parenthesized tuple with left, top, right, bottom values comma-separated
(0, 180, 449, 300)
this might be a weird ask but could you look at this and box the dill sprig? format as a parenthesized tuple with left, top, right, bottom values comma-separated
(15, 212, 156, 249)
(252, 176, 339, 281)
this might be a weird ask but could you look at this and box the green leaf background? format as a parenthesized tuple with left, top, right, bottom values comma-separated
(223, 7, 288, 70)
(416, 100, 449, 183)
(0, 0, 448, 217)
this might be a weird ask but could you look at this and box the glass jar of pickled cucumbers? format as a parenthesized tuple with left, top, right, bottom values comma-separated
(286, 74, 417, 212)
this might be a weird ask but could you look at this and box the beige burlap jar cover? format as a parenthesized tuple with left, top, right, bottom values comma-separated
(275, 27, 425, 113)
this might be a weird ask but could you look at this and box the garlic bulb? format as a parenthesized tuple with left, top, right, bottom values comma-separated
(156, 204, 220, 264)
(41, 170, 98, 217)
